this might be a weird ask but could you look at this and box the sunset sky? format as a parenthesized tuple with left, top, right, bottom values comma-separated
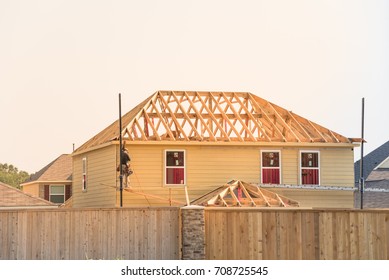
(1, 0, 388, 173)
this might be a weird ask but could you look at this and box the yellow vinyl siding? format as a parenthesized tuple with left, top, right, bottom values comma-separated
(280, 149, 299, 184)
(22, 183, 40, 197)
(73, 145, 117, 207)
(119, 145, 260, 206)
(320, 148, 355, 187)
(74, 143, 355, 208)
(266, 188, 354, 208)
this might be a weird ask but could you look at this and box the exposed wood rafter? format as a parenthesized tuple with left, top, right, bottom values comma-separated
(74, 90, 354, 153)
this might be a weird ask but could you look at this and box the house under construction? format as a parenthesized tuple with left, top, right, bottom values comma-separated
(71, 90, 359, 208)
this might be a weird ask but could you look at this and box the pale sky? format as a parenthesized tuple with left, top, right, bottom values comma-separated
(1, 0, 388, 174)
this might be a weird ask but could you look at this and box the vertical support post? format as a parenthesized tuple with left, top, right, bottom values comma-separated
(119, 93, 123, 208)
(181, 206, 205, 260)
(359, 97, 365, 209)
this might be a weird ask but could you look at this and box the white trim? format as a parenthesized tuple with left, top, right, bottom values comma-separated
(164, 149, 186, 187)
(20, 180, 72, 187)
(299, 150, 320, 185)
(374, 155, 389, 170)
(260, 150, 282, 184)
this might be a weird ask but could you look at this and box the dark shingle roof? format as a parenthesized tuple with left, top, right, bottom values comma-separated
(354, 140, 389, 182)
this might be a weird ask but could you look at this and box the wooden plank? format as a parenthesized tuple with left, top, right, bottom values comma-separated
(222, 92, 256, 141)
(262, 211, 277, 259)
(349, 212, 359, 259)
(300, 211, 315, 259)
(209, 94, 244, 141)
(2, 208, 389, 260)
(194, 91, 231, 140)
(319, 212, 334, 260)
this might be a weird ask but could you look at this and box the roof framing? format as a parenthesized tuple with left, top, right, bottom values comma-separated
(191, 180, 300, 207)
(75, 90, 353, 153)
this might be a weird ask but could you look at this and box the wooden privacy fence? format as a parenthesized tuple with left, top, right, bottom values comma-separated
(205, 208, 389, 260)
(1, 207, 389, 260)
(0, 207, 180, 260)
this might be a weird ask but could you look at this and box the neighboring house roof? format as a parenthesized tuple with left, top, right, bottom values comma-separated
(22, 154, 72, 185)
(0, 181, 56, 208)
(354, 140, 389, 182)
(191, 180, 300, 207)
(367, 169, 389, 181)
(75, 91, 355, 153)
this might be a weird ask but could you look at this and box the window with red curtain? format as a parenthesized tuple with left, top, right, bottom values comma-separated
(261, 151, 280, 184)
(301, 152, 319, 185)
(165, 151, 185, 185)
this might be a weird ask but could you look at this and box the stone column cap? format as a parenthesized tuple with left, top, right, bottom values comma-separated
(181, 205, 205, 210)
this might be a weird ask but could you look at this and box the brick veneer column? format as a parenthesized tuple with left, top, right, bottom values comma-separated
(181, 206, 205, 260)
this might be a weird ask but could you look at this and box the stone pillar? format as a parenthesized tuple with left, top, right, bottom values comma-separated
(181, 206, 205, 260)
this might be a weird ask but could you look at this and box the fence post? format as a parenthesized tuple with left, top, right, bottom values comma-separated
(181, 206, 205, 260)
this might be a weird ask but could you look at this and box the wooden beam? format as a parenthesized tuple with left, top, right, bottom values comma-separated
(133, 118, 148, 140)
(233, 93, 270, 141)
(286, 111, 314, 142)
(222, 92, 256, 141)
(192, 94, 231, 140)
(142, 108, 161, 140)
(168, 91, 199, 141)
(157, 92, 191, 141)
(150, 99, 176, 140)
(265, 101, 301, 142)
(248, 94, 287, 141)
(228, 186, 242, 207)
(209, 94, 244, 141)
(239, 181, 256, 206)
(307, 119, 328, 143)
(181, 91, 216, 141)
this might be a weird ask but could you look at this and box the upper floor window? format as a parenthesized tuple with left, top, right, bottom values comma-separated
(261, 151, 281, 184)
(82, 157, 87, 191)
(50, 185, 65, 203)
(165, 150, 185, 186)
(300, 151, 320, 185)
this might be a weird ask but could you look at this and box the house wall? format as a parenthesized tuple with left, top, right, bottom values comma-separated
(23, 182, 72, 203)
(22, 183, 40, 197)
(115, 143, 355, 208)
(72, 143, 354, 208)
(72, 145, 117, 208)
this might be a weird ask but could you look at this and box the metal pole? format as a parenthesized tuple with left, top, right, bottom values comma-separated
(359, 97, 365, 209)
(119, 93, 123, 208)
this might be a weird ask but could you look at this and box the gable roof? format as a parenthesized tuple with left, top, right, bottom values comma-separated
(75, 90, 354, 153)
(22, 154, 72, 185)
(354, 140, 389, 182)
(191, 180, 299, 207)
(0, 181, 56, 208)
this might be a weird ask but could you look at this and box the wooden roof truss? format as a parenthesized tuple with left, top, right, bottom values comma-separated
(122, 91, 350, 143)
(192, 180, 300, 207)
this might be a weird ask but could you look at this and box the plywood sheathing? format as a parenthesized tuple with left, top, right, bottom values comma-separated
(74, 91, 353, 153)
(191, 180, 300, 207)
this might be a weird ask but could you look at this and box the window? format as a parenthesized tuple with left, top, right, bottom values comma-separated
(261, 151, 281, 184)
(50, 185, 65, 203)
(165, 150, 185, 185)
(82, 157, 87, 191)
(300, 151, 320, 185)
